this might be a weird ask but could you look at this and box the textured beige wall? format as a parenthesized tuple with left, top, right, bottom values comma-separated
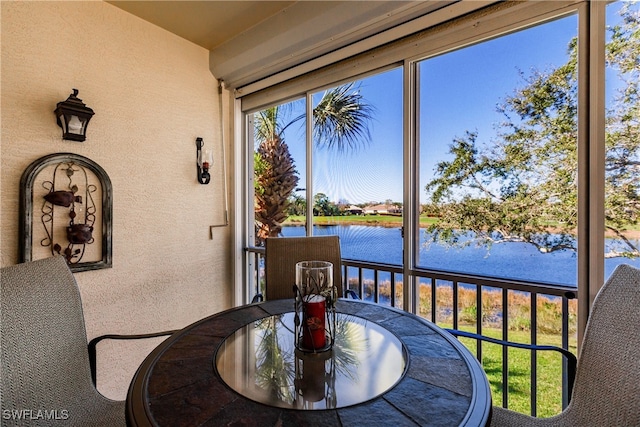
(1, 1, 233, 399)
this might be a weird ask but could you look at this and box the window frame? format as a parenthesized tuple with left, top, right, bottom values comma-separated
(235, 0, 605, 345)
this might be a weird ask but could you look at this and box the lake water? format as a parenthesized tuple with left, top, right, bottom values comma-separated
(282, 225, 640, 286)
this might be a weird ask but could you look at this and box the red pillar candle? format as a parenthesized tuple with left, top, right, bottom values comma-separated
(302, 295, 326, 350)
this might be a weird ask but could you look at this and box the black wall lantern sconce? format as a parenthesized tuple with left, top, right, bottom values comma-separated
(196, 137, 213, 184)
(54, 89, 94, 142)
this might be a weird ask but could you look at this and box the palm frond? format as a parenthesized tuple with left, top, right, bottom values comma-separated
(313, 83, 375, 152)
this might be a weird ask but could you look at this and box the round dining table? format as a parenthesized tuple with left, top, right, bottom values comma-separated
(126, 299, 492, 427)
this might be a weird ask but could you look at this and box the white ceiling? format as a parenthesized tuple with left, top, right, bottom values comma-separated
(106, 1, 458, 89)
(106, 1, 297, 51)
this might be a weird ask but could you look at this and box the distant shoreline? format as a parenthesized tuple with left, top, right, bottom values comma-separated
(284, 215, 640, 238)
(285, 218, 412, 228)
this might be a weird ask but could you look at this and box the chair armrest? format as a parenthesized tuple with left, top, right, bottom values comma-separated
(445, 328, 577, 401)
(88, 330, 178, 386)
(344, 289, 360, 299)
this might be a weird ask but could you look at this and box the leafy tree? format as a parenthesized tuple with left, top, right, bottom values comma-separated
(604, 2, 640, 257)
(425, 4, 639, 258)
(313, 192, 339, 216)
(254, 83, 373, 240)
(286, 194, 306, 216)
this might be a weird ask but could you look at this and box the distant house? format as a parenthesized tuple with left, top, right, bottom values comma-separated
(363, 204, 402, 215)
(364, 204, 385, 214)
(345, 205, 364, 215)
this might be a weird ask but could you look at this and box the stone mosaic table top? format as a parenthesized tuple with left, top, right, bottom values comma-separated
(127, 299, 491, 427)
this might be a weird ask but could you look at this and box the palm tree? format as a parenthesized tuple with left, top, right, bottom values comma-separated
(254, 107, 299, 240)
(254, 83, 374, 241)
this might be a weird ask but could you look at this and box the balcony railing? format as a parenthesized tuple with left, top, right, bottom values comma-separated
(246, 246, 578, 417)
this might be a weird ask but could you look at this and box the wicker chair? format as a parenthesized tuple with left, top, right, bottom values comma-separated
(1, 256, 176, 426)
(253, 235, 353, 302)
(484, 264, 640, 426)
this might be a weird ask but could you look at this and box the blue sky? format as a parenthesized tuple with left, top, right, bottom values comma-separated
(273, 2, 630, 205)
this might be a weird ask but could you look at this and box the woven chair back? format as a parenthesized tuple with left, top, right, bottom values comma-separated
(566, 264, 640, 425)
(1, 256, 125, 426)
(265, 235, 342, 300)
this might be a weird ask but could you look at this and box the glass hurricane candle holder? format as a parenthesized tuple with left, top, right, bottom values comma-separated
(294, 261, 337, 353)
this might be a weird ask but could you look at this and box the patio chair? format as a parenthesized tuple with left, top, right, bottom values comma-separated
(450, 264, 640, 426)
(253, 235, 356, 302)
(1, 256, 177, 426)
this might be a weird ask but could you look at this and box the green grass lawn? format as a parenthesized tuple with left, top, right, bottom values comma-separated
(444, 324, 576, 418)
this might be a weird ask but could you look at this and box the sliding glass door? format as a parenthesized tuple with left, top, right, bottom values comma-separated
(243, 0, 640, 317)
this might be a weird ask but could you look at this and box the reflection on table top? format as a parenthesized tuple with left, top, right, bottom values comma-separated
(127, 299, 491, 427)
(216, 312, 406, 410)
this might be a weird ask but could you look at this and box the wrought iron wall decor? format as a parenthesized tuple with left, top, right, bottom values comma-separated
(20, 153, 112, 272)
